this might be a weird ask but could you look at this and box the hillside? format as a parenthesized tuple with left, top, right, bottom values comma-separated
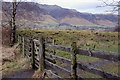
(2, 2, 117, 29)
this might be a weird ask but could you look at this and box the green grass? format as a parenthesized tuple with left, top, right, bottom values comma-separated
(17, 30, 119, 64)
(97, 63, 119, 75)
(78, 24, 115, 28)
(17, 30, 119, 78)
(2, 54, 31, 78)
(17, 30, 119, 53)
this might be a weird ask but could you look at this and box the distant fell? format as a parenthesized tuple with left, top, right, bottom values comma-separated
(2, 2, 117, 27)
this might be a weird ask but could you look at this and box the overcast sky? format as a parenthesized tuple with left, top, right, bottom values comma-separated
(3, 0, 119, 14)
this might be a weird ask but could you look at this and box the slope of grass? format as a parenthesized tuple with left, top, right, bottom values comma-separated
(98, 63, 119, 75)
(17, 30, 119, 53)
(17, 30, 119, 78)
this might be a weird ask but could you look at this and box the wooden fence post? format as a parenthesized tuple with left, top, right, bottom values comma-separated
(20, 35, 22, 45)
(18, 34, 21, 45)
(52, 39, 55, 54)
(18, 35, 20, 45)
(22, 36, 25, 57)
(39, 37, 45, 71)
(71, 42, 77, 79)
(17, 35, 19, 43)
(52, 39, 56, 63)
(31, 38, 35, 69)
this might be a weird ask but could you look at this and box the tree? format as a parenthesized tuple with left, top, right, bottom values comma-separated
(2, 0, 20, 46)
(98, 0, 120, 32)
(115, 1, 120, 32)
(12, 0, 17, 46)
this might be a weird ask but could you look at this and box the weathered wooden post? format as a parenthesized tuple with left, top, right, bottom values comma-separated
(17, 34, 19, 43)
(29, 37, 33, 59)
(18, 35, 20, 45)
(52, 39, 55, 54)
(39, 37, 45, 71)
(52, 39, 56, 63)
(71, 41, 78, 80)
(22, 36, 25, 57)
(31, 38, 36, 69)
(20, 35, 22, 45)
(18, 35, 21, 49)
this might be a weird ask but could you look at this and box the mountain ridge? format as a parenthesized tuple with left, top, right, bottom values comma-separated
(2, 2, 117, 27)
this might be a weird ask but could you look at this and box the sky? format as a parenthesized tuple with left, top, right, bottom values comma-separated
(3, 0, 119, 14)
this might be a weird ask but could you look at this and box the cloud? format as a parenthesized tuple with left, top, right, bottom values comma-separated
(35, 0, 115, 14)
(71, 2, 114, 14)
(39, 0, 99, 8)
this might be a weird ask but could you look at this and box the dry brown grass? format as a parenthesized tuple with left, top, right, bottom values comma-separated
(2, 44, 19, 64)
(2, 26, 12, 46)
(32, 70, 50, 79)
(1, 45, 31, 78)
(1, 45, 19, 77)
(32, 70, 43, 78)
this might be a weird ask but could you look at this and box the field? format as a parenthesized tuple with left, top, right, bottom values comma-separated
(17, 30, 119, 78)
(18, 30, 119, 53)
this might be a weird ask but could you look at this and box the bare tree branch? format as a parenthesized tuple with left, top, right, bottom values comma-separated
(98, 0, 120, 32)
(2, 0, 22, 46)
